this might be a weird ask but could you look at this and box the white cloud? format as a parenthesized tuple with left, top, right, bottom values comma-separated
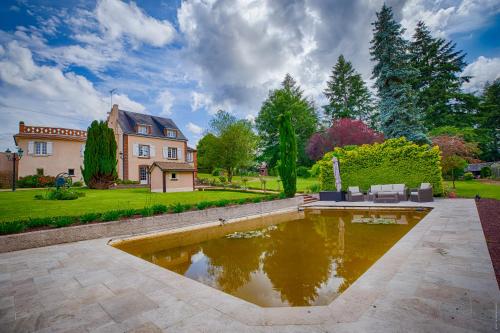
(401, 0, 500, 38)
(156, 90, 175, 116)
(0, 41, 144, 149)
(96, 0, 176, 47)
(186, 122, 203, 135)
(462, 56, 500, 93)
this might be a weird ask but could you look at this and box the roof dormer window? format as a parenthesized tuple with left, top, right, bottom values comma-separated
(166, 129, 177, 138)
(137, 125, 148, 135)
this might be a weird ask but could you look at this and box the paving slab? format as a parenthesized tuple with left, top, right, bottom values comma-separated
(0, 199, 497, 332)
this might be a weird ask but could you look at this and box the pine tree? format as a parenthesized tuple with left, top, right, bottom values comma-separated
(278, 111, 297, 197)
(256, 74, 318, 168)
(410, 21, 469, 128)
(324, 55, 373, 122)
(370, 4, 428, 144)
(81, 120, 117, 189)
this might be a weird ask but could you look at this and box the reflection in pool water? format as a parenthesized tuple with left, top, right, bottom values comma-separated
(113, 208, 429, 307)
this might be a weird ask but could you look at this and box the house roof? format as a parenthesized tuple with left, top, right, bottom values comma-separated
(466, 162, 495, 172)
(118, 109, 188, 141)
(151, 162, 195, 172)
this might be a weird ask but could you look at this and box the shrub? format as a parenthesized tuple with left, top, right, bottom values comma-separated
(196, 201, 211, 210)
(51, 217, 74, 228)
(215, 199, 230, 207)
(151, 204, 168, 214)
(171, 203, 185, 213)
(463, 172, 474, 181)
(218, 176, 227, 184)
(17, 175, 56, 188)
(0, 221, 25, 235)
(296, 166, 310, 178)
(318, 138, 444, 195)
(139, 207, 153, 217)
(115, 179, 140, 185)
(480, 166, 492, 178)
(101, 210, 122, 222)
(80, 213, 100, 223)
(120, 209, 137, 218)
(251, 197, 263, 203)
(308, 183, 321, 193)
(212, 168, 224, 176)
(310, 163, 320, 177)
(27, 217, 54, 228)
(72, 181, 84, 187)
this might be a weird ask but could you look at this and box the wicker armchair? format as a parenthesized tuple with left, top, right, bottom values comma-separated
(410, 183, 433, 202)
(346, 186, 364, 202)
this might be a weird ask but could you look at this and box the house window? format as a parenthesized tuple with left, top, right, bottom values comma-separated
(138, 144, 150, 158)
(167, 147, 177, 159)
(68, 169, 75, 176)
(35, 142, 47, 156)
(137, 125, 148, 135)
(186, 151, 193, 162)
(166, 129, 176, 138)
(139, 166, 148, 184)
(36, 168, 44, 176)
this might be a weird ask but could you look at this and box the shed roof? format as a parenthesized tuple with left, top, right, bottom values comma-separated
(150, 162, 195, 172)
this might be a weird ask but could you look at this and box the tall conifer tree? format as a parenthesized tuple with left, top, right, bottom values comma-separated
(370, 4, 428, 144)
(324, 55, 373, 122)
(278, 111, 297, 197)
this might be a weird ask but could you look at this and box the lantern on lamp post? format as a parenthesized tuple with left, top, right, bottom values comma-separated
(5, 147, 23, 192)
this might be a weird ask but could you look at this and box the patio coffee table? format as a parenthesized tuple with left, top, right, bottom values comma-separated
(374, 191, 400, 203)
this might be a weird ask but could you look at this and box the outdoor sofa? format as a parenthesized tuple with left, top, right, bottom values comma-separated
(368, 184, 408, 202)
(346, 186, 364, 202)
(410, 183, 433, 202)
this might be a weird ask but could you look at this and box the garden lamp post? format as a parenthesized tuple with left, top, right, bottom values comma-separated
(5, 147, 23, 192)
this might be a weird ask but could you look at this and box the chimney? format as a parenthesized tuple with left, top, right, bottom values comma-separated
(19, 121, 25, 133)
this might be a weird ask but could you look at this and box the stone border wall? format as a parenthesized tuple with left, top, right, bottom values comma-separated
(0, 196, 303, 253)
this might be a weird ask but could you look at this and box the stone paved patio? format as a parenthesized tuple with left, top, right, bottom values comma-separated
(0, 199, 498, 332)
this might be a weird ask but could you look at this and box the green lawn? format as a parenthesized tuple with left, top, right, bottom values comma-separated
(198, 174, 320, 192)
(444, 180, 500, 200)
(0, 188, 266, 222)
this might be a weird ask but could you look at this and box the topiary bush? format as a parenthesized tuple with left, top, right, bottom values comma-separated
(463, 172, 474, 180)
(318, 138, 444, 195)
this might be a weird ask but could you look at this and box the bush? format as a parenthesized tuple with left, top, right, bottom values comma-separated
(196, 201, 211, 210)
(120, 209, 137, 218)
(17, 175, 56, 188)
(72, 181, 84, 187)
(318, 138, 444, 195)
(171, 203, 185, 213)
(27, 217, 54, 228)
(151, 204, 168, 214)
(307, 183, 321, 193)
(310, 163, 320, 177)
(80, 213, 100, 223)
(218, 176, 227, 184)
(212, 168, 224, 176)
(101, 210, 122, 222)
(115, 179, 140, 185)
(51, 217, 74, 228)
(0, 221, 25, 235)
(296, 166, 310, 178)
(463, 172, 474, 180)
(35, 188, 85, 201)
(214, 199, 230, 207)
(139, 207, 153, 217)
(480, 166, 492, 178)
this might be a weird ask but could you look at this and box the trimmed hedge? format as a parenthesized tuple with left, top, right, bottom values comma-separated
(318, 138, 444, 195)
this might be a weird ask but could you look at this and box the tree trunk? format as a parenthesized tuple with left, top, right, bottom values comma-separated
(452, 169, 456, 189)
(227, 168, 233, 183)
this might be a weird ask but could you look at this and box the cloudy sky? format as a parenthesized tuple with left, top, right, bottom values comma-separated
(0, 0, 499, 150)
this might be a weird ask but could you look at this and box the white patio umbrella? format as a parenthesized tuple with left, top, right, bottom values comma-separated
(332, 156, 342, 192)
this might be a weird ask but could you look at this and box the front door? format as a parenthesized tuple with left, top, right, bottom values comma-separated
(139, 166, 148, 184)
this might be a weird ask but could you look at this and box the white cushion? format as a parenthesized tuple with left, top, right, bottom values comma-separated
(410, 191, 418, 195)
(393, 184, 405, 192)
(348, 186, 360, 193)
(421, 183, 431, 189)
(381, 184, 393, 192)
(370, 185, 382, 193)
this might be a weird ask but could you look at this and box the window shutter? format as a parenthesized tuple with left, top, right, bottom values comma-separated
(28, 141, 34, 155)
(47, 142, 53, 155)
(80, 144, 85, 157)
(178, 147, 183, 161)
(162, 147, 168, 159)
(150, 144, 155, 157)
(133, 143, 139, 156)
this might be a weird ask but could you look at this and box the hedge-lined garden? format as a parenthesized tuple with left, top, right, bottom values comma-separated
(318, 138, 444, 195)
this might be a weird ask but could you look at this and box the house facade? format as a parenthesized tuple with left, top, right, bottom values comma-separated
(13, 105, 197, 192)
(14, 122, 86, 180)
(106, 105, 197, 191)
